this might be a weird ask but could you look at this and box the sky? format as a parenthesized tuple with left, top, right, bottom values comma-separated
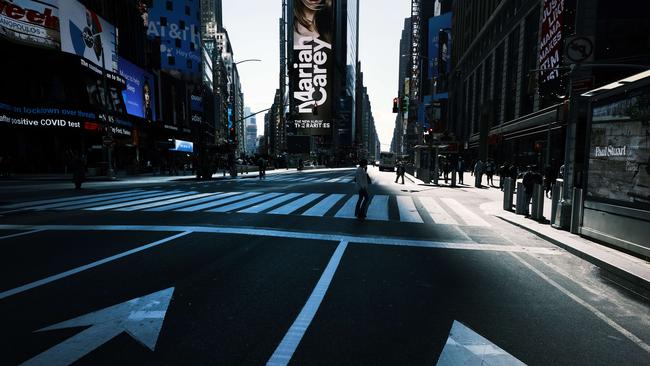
(222, 0, 412, 150)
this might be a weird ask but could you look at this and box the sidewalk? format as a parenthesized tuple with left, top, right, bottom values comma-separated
(406, 171, 650, 291)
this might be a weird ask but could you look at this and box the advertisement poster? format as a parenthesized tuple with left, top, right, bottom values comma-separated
(0, 0, 60, 49)
(289, 0, 334, 136)
(587, 91, 650, 209)
(427, 12, 451, 79)
(118, 58, 156, 122)
(146, 0, 201, 76)
(59, 0, 117, 72)
(538, 0, 564, 94)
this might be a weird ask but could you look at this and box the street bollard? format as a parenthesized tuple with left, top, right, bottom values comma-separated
(515, 182, 526, 215)
(531, 184, 544, 221)
(451, 170, 457, 187)
(503, 178, 514, 211)
(570, 187, 584, 234)
(551, 179, 564, 228)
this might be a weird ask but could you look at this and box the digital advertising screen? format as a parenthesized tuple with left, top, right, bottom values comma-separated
(0, 0, 61, 49)
(118, 58, 157, 122)
(59, 0, 118, 72)
(289, 0, 335, 136)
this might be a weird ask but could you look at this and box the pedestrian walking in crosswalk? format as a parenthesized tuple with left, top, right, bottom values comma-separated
(0, 188, 492, 227)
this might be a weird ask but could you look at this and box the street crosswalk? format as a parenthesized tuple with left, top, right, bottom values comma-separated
(0, 189, 492, 227)
(253, 173, 355, 184)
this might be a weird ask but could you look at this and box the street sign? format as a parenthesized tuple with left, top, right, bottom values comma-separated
(22, 288, 174, 366)
(565, 36, 594, 64)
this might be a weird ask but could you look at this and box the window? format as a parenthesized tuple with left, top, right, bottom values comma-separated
(160, 17, 167, 26)
(166, 1, 173, 11)
(168, 56, 175, 65)
(190, 43, 195, 51)
(179, 20, 185, 30)
(175, 39, 181, 48)
(187, 60, 193, 69)
(185, 5, 190, 15)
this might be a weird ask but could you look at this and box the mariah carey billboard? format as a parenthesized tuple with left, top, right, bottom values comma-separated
(289, 0, 334, 136)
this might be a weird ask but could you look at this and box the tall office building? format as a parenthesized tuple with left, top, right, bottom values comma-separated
(244, 107, 257, 155)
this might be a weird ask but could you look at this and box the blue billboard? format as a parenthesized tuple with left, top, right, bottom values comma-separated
(118, 58, 157, 122)
(146, 0, 201, 76)
(428, 12, 452, 79)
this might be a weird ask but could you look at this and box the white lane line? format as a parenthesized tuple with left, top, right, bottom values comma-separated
(146, 192, 226, 211)
(269, 193, 324, 215)
(238, 193, 302, 213)
(302, 194, 345, 217)
(0, 231, 192, 300)
(176, 192, 254, 212)
(0, 225, 561, 255)
(397, 196, 424, 223)
(207, 193, 282, 212)
(325, 178, 342, 183)
(509, 252, 650, 354)
(0, 190, 144, 209)
(313, 178, 329, 183)
(55, 191, 167, 210)
(267, 240, 348, 366)
(366, 195, 389, 221)
(85, 191, 191, 211)
(117, 193, 219, 211)
(441, 198, 491, 227)
(339, 178, 354, 183)
(334, 195, 357, 218)
(0, 229, 45, 241)
(31, 190, 152, 210)
(301, 178, 320, 182)
(418, 196, 459, 225)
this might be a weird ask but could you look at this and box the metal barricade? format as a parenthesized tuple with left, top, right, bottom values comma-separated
(515, 182, 526, 215)
(503, 178, 514, 211)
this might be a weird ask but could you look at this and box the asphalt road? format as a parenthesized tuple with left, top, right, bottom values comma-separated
(0, 167, 648, 365)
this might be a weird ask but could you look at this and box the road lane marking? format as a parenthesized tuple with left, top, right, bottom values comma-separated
(267, 240, 348, 366)
(441, 198, 491, 227)
(85, 191, 190, 211)
(366, 195, 389, 221)
(0, 232, 191, 300)
(0, 190, 144, 209)
(0, 225, 560, 256)
(397, 196, 424, 223)
(302, 194, 345, 217)
(0, 229, 44, 241)
(509, 252, 650, 354)
(177, 192, 259, 212)
(269, 193, 324, 215)
(207, 192, 282, 212)
(52, 191, 168, 210)
(238, 193, 302, 213)
(419, 197, 460, 225)
(116, 193, 218, 211)
(334, 195, 357, 218)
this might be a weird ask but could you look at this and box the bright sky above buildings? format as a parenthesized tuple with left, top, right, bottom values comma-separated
(222, 0, 411, 149)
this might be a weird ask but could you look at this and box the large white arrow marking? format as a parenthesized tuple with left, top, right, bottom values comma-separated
(436, 320, 527, 366)
(21, 287, 174, 366)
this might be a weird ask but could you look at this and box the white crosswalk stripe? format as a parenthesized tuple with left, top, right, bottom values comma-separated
(366, 195, 389, 221)
(238, 193, 302, 213)
(2, 187, 491, 228)
(418, 197, 460, 225)
(397, 196, 424, 223)
(440, 198, 491, 227)
(207, 192, 282, 212)
(86, 191, 191, 211)
(302, 193, 345, 217)
(177, 192, 259, 212)
(269, 193, 324, 215)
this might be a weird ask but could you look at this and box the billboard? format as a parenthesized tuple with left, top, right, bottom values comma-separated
(289, 0, 335, 136)
(59, 0, 118, 72)
(428, 12, 452, 80)
(0, 0, 60, 49)
(147, 0, 201, 76)
(538, 0, 564, 93)
(118, 58, 157, 122)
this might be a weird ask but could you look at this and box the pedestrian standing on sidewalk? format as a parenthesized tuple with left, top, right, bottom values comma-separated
(457, 158, 465, 185)
(473, 159, 484, 187)
(522, 165, 535, 217)
(486, 159, 495, 186)
(354, 159, 370, 221)
(544, 165, 557, 198)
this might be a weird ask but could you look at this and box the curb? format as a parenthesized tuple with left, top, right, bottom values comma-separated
(496, 214, 650, 291)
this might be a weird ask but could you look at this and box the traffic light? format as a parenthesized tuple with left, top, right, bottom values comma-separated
(229, 127, 236, 142)
(392, 98, 399, 113)
(401, 96, 409, 112)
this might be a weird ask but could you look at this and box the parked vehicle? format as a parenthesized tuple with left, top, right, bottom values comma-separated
(378, 152, 396, 172)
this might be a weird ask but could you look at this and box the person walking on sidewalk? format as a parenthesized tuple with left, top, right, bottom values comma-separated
(474, 159, 485, 187)
(522, 165, 535, 217)
(395, 161, 405, 184)
(354, 159, 371, 221)
(257, 157, 266, 180)
(485, 159, 495, 186)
